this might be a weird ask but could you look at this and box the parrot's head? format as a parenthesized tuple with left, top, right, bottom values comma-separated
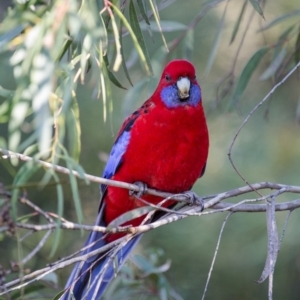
(156, 59, 201, 108)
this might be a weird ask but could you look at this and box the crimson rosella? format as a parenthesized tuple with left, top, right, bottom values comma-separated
(62, 59, 209, 299)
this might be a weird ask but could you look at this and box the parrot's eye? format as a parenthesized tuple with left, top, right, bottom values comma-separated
(194, 75, 196, 79)
(165, 74, 172, 81)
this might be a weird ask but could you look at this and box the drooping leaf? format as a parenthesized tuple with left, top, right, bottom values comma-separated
(60, 147, 83, 224)
(110, 8, 123, 72)
(0, 24, 26, 50)
(249, 0, 265, 19)
(118, 12, 133, 86)
(111, 3, 151, 75)
(0, 86, 14, 98)
(277, 25, 295, 44)
(51, 290, 65, 300)
(295, 27, 300, 65)
(259, 48, 286, 81)
(8, 101, 29, 152)
(11, 162, 40, 220)
(296, 96, 300, 125)
(31, 49, 54, 156)
(230, 47, 269, 106)
(205, 8, 226, 75)
(182, 29, 194, 61)
(230, 0, 247, 44)
(49, 172, 64, 258)
(139, 21, 187, 32)
(259, 9, 300, 32)
(129, 0, 153, 75)
(148, 0, 169, 51)
(80, 34, 92, 83)
(257, 198, 279, 283)
(137, 0, 150, 25)
(103, 55, 127, 89)
(66, 96, 81, 161)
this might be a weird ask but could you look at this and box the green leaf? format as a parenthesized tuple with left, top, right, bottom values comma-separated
(0, 24, 25, 50)
(11, 162, 40, 220)
(66, 97, 81, 161)
(61, 147, 83, 224)
(249, 0, 265, 19)
(230, 0, 247, 44)
(103, 55, 127, 89)
(277, 25, 295, 43)
(80, 34, 92, 83)
(295, 28, 300, 65)
(8, 101, 29, 152)
(110, 7, 123, 72)
(129, 0, 153, 75)
(111, 3, 151, 75)
(49, 172, 64, 258)
(296, 96, 300, 125)
(0, 101, 10, 123)
(259, 48, 286, 81)
(205, 10, 225, 75)
(230, 46, 269, 106)
(119, 13, 133, 86)
(182, 29, 194, 61)
(148, 0, 169, 51)
(0, 86, 14, 98)
(10, 282, 47, 299)
(139, 21, 187, 32)
(31, 48, 54, 155)
(51, 290, 65, 300)
(259, 9, 300, 31)
(131, 254, 171, 276)
(137, 0, 150, 25)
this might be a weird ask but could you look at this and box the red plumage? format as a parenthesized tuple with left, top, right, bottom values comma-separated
(62, 60, 209, 300)
(104, 60, 209, 241)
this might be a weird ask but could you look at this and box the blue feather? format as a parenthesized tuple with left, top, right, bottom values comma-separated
(160, 83, 201, 108)
(62, 123, 138, 299)
(100, 130, 131, 194)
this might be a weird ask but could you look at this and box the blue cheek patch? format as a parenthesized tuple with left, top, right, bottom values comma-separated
(160, 84, 201, 108)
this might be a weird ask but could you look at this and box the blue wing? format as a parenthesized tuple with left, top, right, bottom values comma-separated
(61, 111, 142, 300)
(100, 112, 139, 194)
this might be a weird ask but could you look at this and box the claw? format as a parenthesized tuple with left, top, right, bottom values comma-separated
(129, 181, 148, 198)
(184, 191, 204, 211)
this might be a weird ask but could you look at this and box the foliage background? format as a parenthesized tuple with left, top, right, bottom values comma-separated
(0, 0, 300, 299)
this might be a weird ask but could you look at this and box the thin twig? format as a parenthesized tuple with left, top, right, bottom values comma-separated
(201, 212, 233, 300)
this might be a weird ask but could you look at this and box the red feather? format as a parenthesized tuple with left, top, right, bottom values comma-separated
(104, 60, 209, 242)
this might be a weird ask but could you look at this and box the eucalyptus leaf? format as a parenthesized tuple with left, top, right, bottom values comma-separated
(230, 0, 247, 44)
(139, 21, 187, 32)
(137, 0, 150, 25)
(205, 10, 225, 75)
(249, 0, 264, 19)
(230, 47, 269, 106)
(259, 48, 286, 81)
(259, 9, 300, 32)
(129, 0, 153, 75)
(295, 28, 300, 65)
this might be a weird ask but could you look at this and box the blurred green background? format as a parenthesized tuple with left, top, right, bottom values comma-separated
(1, 0, 300, 299)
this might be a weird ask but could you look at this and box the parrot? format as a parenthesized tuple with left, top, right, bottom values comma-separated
(61, 59, 209, 299)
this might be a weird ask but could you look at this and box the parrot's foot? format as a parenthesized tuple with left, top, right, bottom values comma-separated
(129, 181, 148, 198)
(183, 191, 204, 211)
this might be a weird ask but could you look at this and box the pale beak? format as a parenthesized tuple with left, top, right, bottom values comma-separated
(177, 77, 190, 99)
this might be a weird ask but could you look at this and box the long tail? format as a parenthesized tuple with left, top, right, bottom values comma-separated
(61, 207, 142, 300)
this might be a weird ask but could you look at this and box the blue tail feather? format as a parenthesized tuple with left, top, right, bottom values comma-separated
(61, 204, 142, 300)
